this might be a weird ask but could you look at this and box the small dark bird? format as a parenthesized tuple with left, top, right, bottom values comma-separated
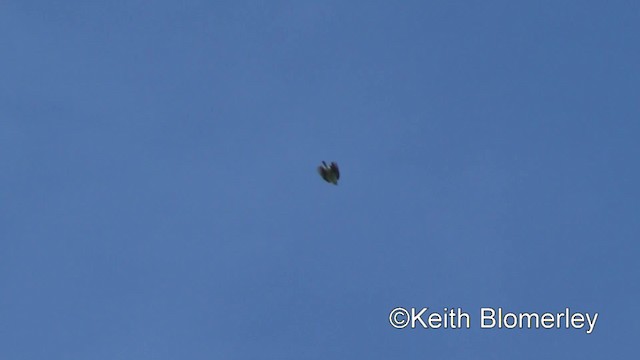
(318, 161, 340, 185)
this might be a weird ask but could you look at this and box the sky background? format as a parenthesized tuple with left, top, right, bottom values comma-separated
(1, 1, 639, 358)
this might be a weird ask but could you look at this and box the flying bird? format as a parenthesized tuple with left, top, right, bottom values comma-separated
(318, 161, 340, 185)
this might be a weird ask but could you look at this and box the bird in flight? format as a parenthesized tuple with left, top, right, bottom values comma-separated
(318, 161, 340, 185)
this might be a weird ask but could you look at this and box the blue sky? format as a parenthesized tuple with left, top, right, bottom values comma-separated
(1, 1, 638, 358)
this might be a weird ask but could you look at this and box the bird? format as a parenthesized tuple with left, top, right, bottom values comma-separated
(318, 161, 340, 185)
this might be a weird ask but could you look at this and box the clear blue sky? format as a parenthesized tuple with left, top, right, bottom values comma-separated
(2, 1, 638, 358)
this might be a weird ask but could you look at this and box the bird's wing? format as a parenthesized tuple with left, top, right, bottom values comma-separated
(317, 166, 330, 182)
(330, 162, 340, 179)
